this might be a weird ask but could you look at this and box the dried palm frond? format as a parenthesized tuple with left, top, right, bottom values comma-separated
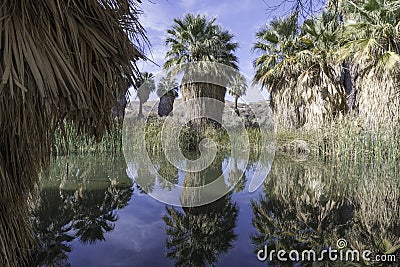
(268, 52, 348, 129)
(0, 0, 147, 265)
(356, 72, 400, 128)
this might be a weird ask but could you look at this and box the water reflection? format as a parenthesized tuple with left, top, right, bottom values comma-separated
(33, 155, 133, 266)
(162, 153, 240, 266)
(30, 152, 399, 266)
(251, 156, 400, 266)
(163, 196, 238, 267)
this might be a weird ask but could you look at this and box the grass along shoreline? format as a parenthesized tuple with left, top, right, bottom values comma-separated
(53, 115, 400, 164)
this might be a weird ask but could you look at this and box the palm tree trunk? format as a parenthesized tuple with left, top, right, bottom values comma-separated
(181, 82, 226, 127)
(158, 95, 175, 117)
(341, 61, 357, 110)
(234, 94, 239, 115)
(138, 100, 143, 117)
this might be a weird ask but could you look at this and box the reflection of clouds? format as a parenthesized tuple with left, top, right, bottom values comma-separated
(69, 201, 169, 267)
(107, 208, 165, 253)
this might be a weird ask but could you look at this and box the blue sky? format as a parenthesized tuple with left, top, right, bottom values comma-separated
(134, 0, 294, 102)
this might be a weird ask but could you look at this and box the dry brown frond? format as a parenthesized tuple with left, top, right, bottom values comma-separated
(0, 1, 147, 265)
(356, 72, 400, 129)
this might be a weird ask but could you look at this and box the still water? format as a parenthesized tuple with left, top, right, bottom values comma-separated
(34, 153, 399, 266)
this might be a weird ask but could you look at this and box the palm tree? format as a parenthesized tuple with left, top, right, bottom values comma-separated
(157, 76, 179, 117)
(164, 14, 239, 126)
(136, 72, 156, 117)
(228, 74, 248, 115)
(253, 12, 347, 129)
(337, 0, 400, 126)
(0, 1, 146, 265)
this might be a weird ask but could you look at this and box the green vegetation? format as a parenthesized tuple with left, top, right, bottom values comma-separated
(276, 116, 400, 163)
(53, 123, 125, 156)
(164, 13, 240, 126)
(142, 119, 263, 154)
(253, 0, 400, 129)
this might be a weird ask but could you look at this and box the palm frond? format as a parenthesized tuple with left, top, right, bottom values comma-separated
(0, 1, 147, 265)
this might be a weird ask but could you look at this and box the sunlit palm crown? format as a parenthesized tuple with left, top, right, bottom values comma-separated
(228, 73, 247, 97)
(253, 11, 341, 91)
(337, 0, 400, 75)
(164, 13, 239, 70)
(136, 72, 156, 100)
(157, 76, 179, 97)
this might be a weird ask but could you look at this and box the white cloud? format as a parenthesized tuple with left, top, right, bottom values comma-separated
(140, 1, 174, 32)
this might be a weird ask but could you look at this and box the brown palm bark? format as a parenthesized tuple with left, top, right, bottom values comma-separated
(181, 82, 226, 127)
(234, 94, 240, 115)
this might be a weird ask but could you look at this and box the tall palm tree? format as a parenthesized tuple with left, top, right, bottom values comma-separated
(253, 12, 299, 89)
(136, 72, 156, 117)
(253, 12, 347, 129)
(228, 74, 248, 115)
(157, 76, 179, 117)
(164, 14, 239, 126)
(0, 1, 147, 265)
(337, 0, 400, 126)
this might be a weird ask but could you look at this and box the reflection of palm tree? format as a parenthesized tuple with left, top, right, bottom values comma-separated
(163, 196, 238, 267)
(70, 189, 119, 245)
(227, 157, 246, 193)
(180, 152, 230, 208)
(251, 156, 400, 266)
(154, 151, 179, 190)
(33, 154, 134, 264)
(32, 188, 74, 266)
(163, 153, 238, 266)
(250, 157, 351, 265)
(135, 161, 156, 194)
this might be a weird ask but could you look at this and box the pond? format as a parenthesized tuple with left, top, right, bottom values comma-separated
(33, 152, 399, 266)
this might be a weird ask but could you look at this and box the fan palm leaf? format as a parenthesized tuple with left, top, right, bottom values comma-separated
(164, 14, 239, 127)
(253, 11, 347, 129)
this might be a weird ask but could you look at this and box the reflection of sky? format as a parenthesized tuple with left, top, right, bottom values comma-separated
(68, 196, 173, 267)
(125, 153, 272, 206)
(66, 156, 270, 266)
(132, 0, 296, 103)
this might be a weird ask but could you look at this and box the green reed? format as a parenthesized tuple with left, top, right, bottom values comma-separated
(54, 122, 124, 155)
(276, 115, 400, 163)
